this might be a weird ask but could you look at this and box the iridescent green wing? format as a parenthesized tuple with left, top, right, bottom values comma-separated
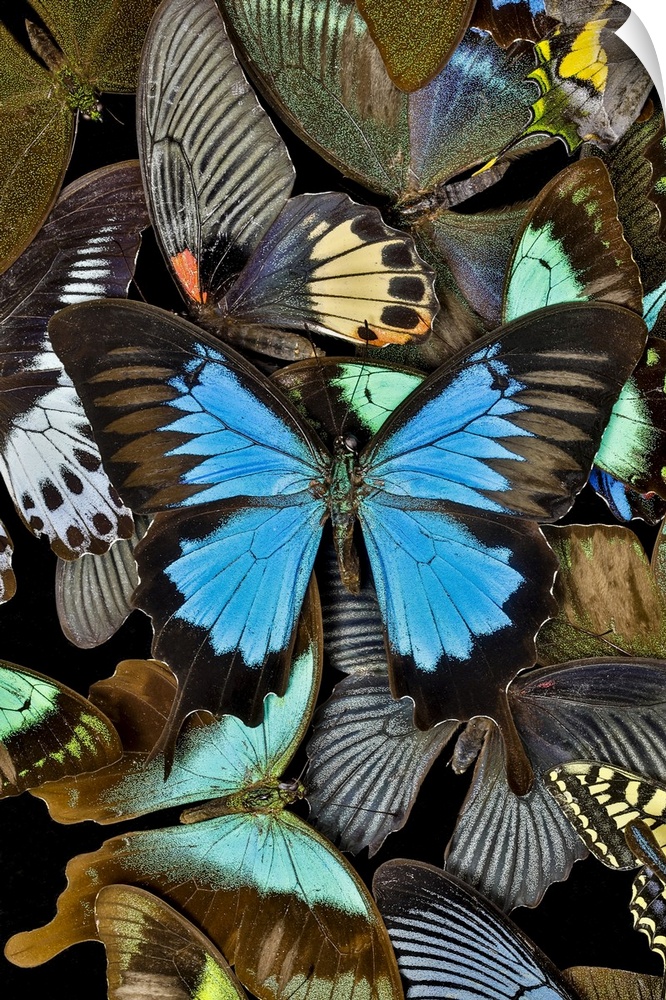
(96, 886, 247, 1000)
(356, 0, 476, 92)
(0, 661, 121, 796)
(545, 761, 666, 869)
(30, 0, 160, 92)
(537, 524, 666, 664)
(594, 338, 666, 500)
(502, 157, 642, 323)
(0, 22, 74, 273)
(272, 357, 425, 450)
(35, 586, 322, 823)
(9, 593, 403, 1000)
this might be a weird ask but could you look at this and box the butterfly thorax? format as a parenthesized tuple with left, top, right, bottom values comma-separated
(26, 21, 102, 121)
(328, 436, 367, 596)
(179, 779, 306, 824)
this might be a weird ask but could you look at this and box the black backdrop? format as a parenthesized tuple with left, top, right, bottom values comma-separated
(0, 6, 663, 996)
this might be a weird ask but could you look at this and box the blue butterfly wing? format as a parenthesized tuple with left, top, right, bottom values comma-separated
(358, 497, 556, 791)
(49, 300, 328, 741)
(358, 303, 645, 789)
(135, 496, 325, 738)
(363, 303, 646, 521)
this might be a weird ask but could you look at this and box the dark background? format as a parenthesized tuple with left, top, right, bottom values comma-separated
(0, 6, 663, 996)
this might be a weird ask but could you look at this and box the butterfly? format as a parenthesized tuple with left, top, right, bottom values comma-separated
(0, 659, 121, 797)
(355, 0, 477, 92)
(95, 885, 247, 1000)
(587, 468, 666, 525)
(0, 159, 149, 594)
(6, 592, 404, 1000)
(136, 0, 437, 362)
(0, 0, 158, 274)
(49, 293, 646, 766)
(373, 858, 662, 1000)
(219, 0, 550, 336)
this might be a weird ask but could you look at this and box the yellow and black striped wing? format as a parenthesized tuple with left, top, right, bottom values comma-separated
(545, 762, 666, 869)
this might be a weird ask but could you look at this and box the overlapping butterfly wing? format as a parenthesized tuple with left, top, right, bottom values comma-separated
(0, 162, 146, 569)
(95, 885, 248, 1000)
(139, 0, 437, 357)
(357, 303, 646, 774)
(0, 0, 157, 274)
(55, 515, 150, 648)
(7, 595, 404, 1000)
(0, 661, 121, 797)
(374, 860, 575, 1000)
(49, 298, 329, 747)
(220, 0, 545, 331)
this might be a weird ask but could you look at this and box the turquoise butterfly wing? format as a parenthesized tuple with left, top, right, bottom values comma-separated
(7, 602, 404, 1000)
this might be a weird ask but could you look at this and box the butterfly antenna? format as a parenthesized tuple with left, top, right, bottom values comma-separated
(103, 104, 125, 127)
(565, 622, 631, 655)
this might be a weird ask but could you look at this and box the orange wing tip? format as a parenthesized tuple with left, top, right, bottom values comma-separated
(171, 249, 208, 304)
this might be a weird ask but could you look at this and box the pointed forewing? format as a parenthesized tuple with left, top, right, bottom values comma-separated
(503, 157, 642, 323)
(49, 299, 327, 515)
(363, 303, 646, 522)
(0, 661, 121, 796)
(307, 673, 456, 855)
(138, 0, 294, 306)
(373, 861, 574, 1000)
(0, 162, 147, 557)
(7, 812, 402, 1000)
(96, 885, 247, 1000)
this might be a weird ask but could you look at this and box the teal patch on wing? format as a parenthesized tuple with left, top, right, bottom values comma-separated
(122, 812, 370, 916)
(92, 637, 319, 820)
(0, 666, 59, 739)
(645, 278, 666, 333)
(330, 364, 423, 437)
(504, 220, 585, 321)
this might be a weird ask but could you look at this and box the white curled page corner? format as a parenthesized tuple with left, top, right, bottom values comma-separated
(616, 1, 665, 108)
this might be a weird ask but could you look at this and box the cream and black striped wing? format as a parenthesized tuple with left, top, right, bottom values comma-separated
(138, 0, 294, 308)
(545, 762, 666, 869)
(374, 860, 574, 1000)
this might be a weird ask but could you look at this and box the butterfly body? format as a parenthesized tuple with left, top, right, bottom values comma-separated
(25, 21, 102, 121)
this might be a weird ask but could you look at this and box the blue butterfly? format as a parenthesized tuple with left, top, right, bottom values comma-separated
(49, 297, 645, 779)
